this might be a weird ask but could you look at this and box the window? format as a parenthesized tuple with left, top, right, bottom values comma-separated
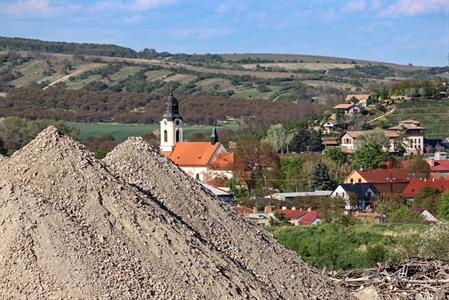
(195, 173, 200, 180)
(350, 179, 354, 183)
(176, 129, 180, 142)
(358, 178, 362, 183)
(163, 130, 168, 143)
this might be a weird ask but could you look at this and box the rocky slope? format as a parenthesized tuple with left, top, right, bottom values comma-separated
(0, 128, 350, 299)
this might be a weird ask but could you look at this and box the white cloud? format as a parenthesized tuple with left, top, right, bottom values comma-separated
(2, 0, 81, 17)
(173, 27, 231, 39)
(343, 0, 367, 12)
(380, 0, 447, 17)
(93, 0, 174, 13)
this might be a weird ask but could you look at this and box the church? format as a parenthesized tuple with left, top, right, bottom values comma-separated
(159, 90, 237, 190)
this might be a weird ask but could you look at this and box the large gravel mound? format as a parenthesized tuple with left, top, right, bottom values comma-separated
(104, 136, 350, 299)
(0, 127, 350, 299)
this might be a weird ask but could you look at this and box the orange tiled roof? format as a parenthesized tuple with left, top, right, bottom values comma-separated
(345, 94, 370, 101)
(210, 152, 240, 170)
(169, 142, 221, 166)
(357, 168, 410, 183)
(334, 103, 355, 109)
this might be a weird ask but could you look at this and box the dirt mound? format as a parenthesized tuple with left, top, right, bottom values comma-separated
(0, 128, 349, 299)
(104, 136, 350, 299)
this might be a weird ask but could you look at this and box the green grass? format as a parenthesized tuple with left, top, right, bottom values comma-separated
(67, 121, 241, 142)
(269, 223, 426, 271)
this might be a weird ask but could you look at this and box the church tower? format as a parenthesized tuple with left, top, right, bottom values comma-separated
(160, 89, 183, 152)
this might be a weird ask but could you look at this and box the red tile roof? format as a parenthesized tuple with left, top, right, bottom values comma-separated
(168, 142, 221, 166)
(297, 211, 323, 225)
(402, 178, 449, 198)
(429, 160, 449, 172)
(345, 94, 370, 101)
(273, 208, 307, 220)
(235, 205, 253, 215)
(357, 168, 410, 183)
(210, 152, 237, 170)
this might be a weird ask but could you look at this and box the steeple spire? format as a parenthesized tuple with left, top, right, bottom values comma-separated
(163, 87, 182, 121)
(210, 122, 218, 145)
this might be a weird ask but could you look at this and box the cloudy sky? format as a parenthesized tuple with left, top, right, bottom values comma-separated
(0, 0, 447, 66)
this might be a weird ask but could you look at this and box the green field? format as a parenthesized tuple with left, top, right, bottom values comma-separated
(270, 223, 426, 271)
(67, 121, 241, 142)
(385, 98, 449, 138)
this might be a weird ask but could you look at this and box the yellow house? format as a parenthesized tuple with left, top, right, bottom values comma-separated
(344, 170, 367, 184)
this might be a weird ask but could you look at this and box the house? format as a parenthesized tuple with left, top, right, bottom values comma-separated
(323, 121, 336, 134)
(331, 183, 378, 210)
(234, 205, 254, 216)
(200, 182, 235, 204)
(333, 103, 360, 114)
(272, 207, 323, 225)
(427, 157, 449, 180)
(340, 130, 400, 154)
(344, 168, 410, 193)
(160, 91, 237, 184)
(402, 178, 449, 199)
(389, 120, 426, 155)
(345, 94, 372, 108)
(268, 190, 333, 201)
(415, 208, 438, 223)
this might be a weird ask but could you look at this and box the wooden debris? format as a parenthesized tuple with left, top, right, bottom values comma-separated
(333, 258, 449, 299)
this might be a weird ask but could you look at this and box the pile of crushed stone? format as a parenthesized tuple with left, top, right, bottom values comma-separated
(0, 127, 349, 299)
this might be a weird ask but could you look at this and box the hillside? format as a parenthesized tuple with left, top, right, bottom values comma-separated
(1, 35, 448, 142)
(385, 98, 449, 139)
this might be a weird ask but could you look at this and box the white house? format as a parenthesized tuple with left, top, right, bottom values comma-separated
(331, 183, 378, 210)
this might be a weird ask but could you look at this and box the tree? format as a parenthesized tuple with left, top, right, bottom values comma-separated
(309, 161, 335, 191)
(389, 206, 424, 224)
(355, 128, 388, 148)
(279, 156, 304, 192)
(263, 123, 288, 153)
(323, 147, 346, 165)
(407, 156, 431, 178)
(438, 192, 449, 221)
(414, 187, 441, 215)
(352, 144, 387, 170)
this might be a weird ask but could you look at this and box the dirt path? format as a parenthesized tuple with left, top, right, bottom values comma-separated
(43, 63, 105, 90)
(367, 106, 396, 124)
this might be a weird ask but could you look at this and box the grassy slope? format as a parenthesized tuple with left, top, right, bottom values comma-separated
(385, 99, 449, 138)
(270, 223, 425, 271)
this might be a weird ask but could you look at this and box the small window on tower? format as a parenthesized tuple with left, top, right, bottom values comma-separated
(163, 130, 168, 143)
(176, 129, 180, 142)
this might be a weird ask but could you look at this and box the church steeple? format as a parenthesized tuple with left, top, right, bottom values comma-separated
(163, 87, 182, 121)
(210, 122, 218, 145)
(160, 88, 183, 152)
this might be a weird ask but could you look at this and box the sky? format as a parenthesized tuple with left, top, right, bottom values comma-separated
(0, 0, 448, 66)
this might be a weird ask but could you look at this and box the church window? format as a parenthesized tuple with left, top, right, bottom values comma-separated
(195, 174, 200, 180)
(176, 129, 180, 142)
(163, 130, 168, 143)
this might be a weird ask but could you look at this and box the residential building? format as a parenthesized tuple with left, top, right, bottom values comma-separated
(331, 183, 378, 210)
(389, 120, 426, 155)
(272, 207, 323, 226)
(345, 94, 372, 108)
(333, 103, 360, 114)
(340, 130, 400, 154)
(344, 168, 410, 193)
(428, 159, 449, 180)
(402, 178, 449, 199)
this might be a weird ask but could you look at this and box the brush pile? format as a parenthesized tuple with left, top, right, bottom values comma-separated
(336, 258, 449, 299)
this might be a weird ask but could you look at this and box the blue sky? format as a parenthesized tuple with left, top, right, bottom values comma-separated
(0, 0, 447, 66)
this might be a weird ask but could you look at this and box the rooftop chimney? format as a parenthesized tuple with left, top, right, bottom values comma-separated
(282, 206, 287, 210)
(252, 206, 257, 213)
(291, 206, 296, 211)
(307, 207, 312, 212)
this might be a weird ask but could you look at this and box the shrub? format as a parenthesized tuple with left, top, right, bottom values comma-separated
(419, 222, 449, 260)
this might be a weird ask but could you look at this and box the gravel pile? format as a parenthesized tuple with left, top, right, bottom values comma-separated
(104, 136, 350, 299)
(0, 127, 350, 299)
